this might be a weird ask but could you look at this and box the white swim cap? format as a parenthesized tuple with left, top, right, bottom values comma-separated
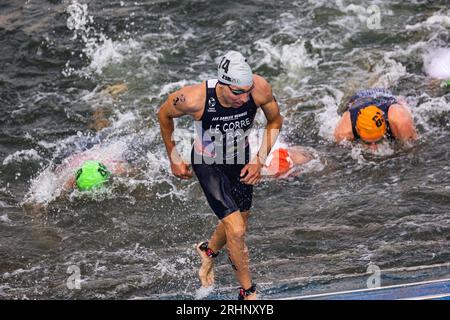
(217, 51, 253, 87)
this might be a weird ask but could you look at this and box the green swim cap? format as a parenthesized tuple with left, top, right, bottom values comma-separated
(440, 79, 450, 88)
(75, 161, 111, 191)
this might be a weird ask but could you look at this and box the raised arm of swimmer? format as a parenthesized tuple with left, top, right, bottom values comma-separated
(387, 103, 418, 142)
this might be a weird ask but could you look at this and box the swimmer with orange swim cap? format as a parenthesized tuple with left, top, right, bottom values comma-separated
(334, 88, 418, 147)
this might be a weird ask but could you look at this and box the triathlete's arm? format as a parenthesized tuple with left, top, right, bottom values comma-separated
(240, 76, 283, 185)
(334, 111, 355, 142)
(388, 104, 418, 142)
(157, 84, 204, 179)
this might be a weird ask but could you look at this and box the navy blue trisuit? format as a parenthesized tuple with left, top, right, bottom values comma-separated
(191, 79, 258, 220)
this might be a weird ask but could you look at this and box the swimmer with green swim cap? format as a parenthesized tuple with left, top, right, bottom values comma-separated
(75, 160, 111, 191)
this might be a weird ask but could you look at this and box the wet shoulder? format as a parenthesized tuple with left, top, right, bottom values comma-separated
(170, 82, 206, 116)
(251, 74, 273, 107)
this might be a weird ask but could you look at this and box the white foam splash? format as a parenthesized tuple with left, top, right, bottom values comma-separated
(66, 1, 91, 32)
(64, 1, 141, 77)
(2, 266, 41, 279)
(0, 214, 12, 223)
(349, 145, 368, 165)
(24, 165, 70, 205)
(412, 94, 450, 135)
(405, 12, 450, 30)
(371, 54, 408, 88)
(195, 285, 214, 300)
(154, 259, 177, 275)
(423, 48, 450, 80)
(301, 155, 326, 174)
(110, 110, 137, 129)
(254, 38, 319, 76)
(316, 93, 342, 142)
(156, 80, 198, 98)
(85, 38, 123, 75)
(2, 149, 42, 165)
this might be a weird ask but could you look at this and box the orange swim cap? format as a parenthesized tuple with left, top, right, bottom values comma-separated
(266, 148, 293, 176)
(356, 105, 387, 142)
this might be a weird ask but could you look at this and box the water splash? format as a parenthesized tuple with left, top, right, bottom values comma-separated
(195, 285, 214, 300)
(0, 214, 12, 224)
(66, 1, 91, 33)
(316, 93, 342, 142)
(2, 149, 42, 166)
(405, 11, 450, 31)
(423, 47, 450, 80)
(254, 37, 319, 85)
(63, 0, 140, 77)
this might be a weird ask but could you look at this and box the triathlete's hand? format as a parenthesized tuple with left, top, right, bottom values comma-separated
(240, 157, 263, 185)
(171, 161, 193, 180)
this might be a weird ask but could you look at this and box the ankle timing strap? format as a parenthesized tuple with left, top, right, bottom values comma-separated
(199, 242, 219, 258)
(238, 284, 257, 300)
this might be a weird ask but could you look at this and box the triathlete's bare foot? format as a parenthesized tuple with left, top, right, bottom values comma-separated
(196, 242, 215, 287)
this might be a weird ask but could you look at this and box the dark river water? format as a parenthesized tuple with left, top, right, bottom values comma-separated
(0, 0, 449, 299)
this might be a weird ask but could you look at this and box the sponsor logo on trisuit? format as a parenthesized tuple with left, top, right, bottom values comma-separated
(208, 97, 216, 112)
